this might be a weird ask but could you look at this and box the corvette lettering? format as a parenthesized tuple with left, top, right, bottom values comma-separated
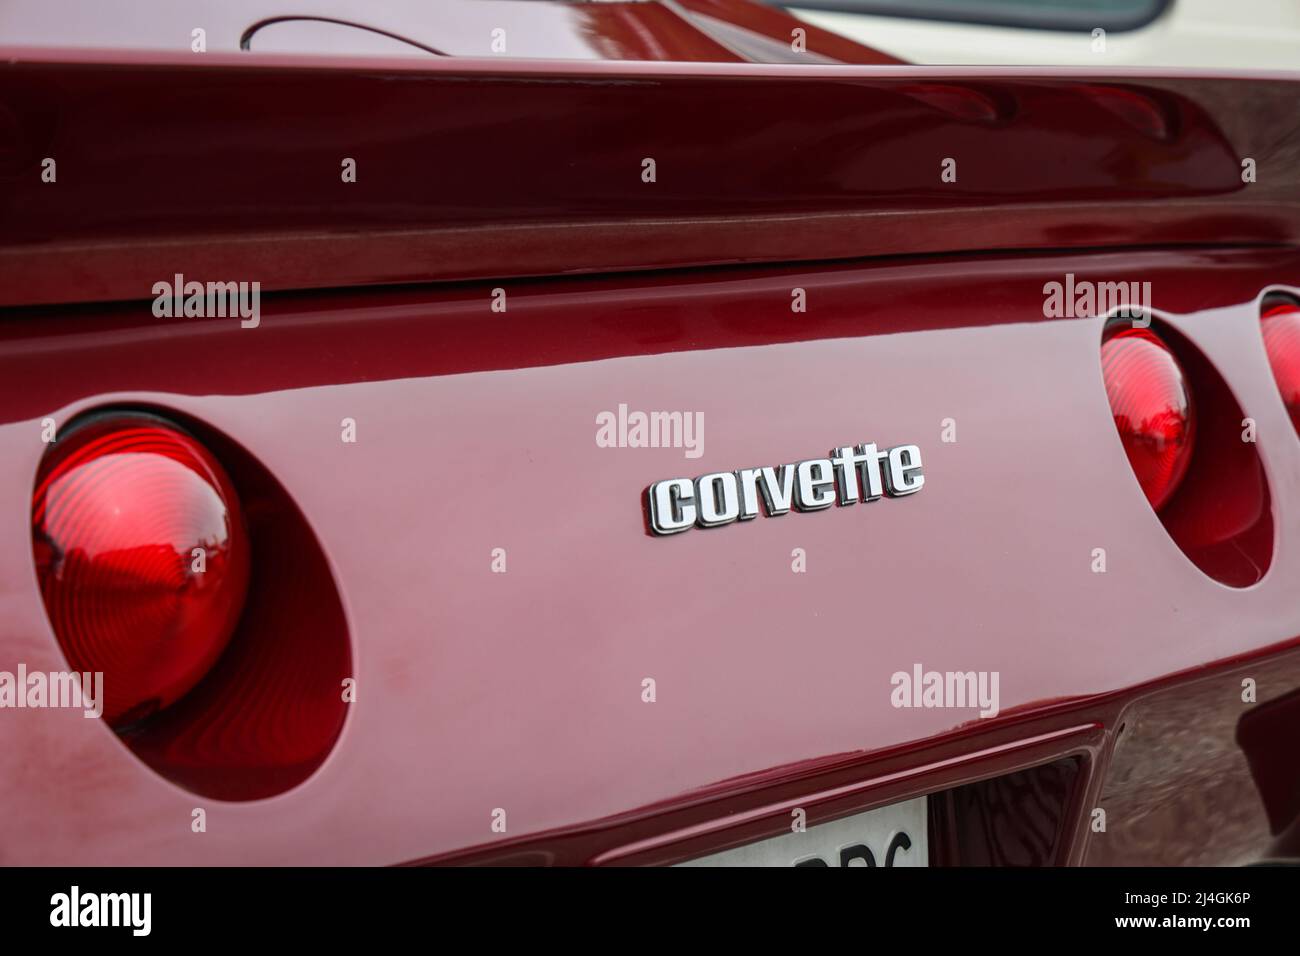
(647, 443, 924, 535)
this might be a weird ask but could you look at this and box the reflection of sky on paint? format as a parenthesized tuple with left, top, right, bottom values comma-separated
(0, 0, 702, 60)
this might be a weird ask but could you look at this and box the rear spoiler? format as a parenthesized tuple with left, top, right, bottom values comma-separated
(2, 50, 1298, 307)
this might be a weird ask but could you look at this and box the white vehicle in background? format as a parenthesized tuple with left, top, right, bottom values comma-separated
(787, 0, 1300, 68)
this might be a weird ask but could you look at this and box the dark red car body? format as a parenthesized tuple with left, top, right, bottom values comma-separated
(1, 0, 1298, 866)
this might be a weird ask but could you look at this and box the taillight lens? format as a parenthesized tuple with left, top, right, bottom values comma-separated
(31, 414, 250, 727)
(1261, 301, 1300, 434)
(1101, 326, 1196, 511)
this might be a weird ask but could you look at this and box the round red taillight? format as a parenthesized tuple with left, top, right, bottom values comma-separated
(31, 414, 250, 728)
(1261, 301, 1300, 434)
(1101, 326, 1196, 511)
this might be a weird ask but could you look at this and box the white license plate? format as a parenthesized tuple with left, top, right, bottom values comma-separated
(680, 797, 928, 867)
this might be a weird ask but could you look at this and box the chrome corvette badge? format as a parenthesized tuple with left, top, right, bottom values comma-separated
(647, 443, 924, 535)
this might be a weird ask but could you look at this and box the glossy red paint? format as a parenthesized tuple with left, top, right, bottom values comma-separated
(0, 0, 901, 64)
(1, 51, 1298, 306)
(1, 247, 1298, 864)
(2, 0, 1299, 867)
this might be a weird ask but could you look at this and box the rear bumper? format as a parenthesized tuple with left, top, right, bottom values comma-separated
(2, 247, 1297, 865)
